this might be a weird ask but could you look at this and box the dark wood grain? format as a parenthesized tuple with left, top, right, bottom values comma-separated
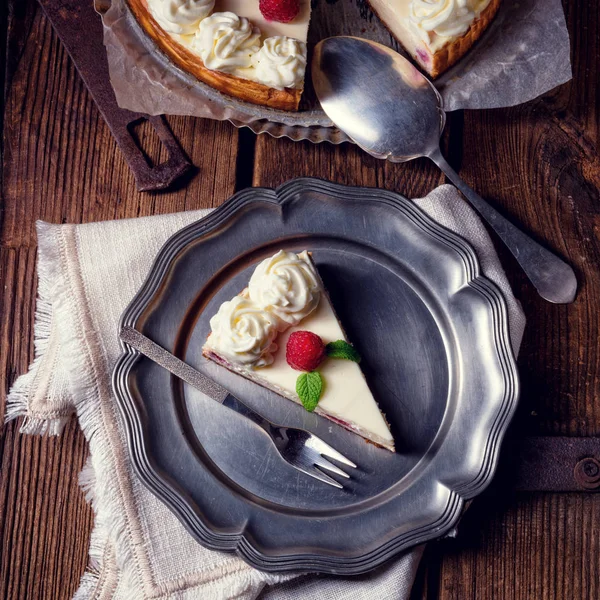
(423, 2, 600, 593)
(1, 0, 599, 599)
(249, 1, 600, 598)
(0, 4, 239, 600)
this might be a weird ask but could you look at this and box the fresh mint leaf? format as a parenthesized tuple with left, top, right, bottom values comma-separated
(296, 371, 323, 412)
(325, 340, 361, 363)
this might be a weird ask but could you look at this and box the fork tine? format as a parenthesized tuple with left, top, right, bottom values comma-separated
(305, 435, 358, 469)
(297, 464, 344, 489)
(312, 455, 350, 479)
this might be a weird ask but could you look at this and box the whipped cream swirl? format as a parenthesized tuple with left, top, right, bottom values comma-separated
(248, 251, 321, 326)
(410, 0, 490, 48)
(206, 296, 279, 368)
(149, 0, 214, 35)
(251, 36, 307, 90)
(193, 12, 261, 72)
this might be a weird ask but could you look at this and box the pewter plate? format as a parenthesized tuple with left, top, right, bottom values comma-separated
(113, 178, 519, 574)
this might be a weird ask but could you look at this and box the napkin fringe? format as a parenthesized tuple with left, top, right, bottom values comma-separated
(74, 457, 118, 600)
(79, 457, 105, 571)
(4, 243, 71, 436)
(70, 357, 142, 597)
(74, 390, 138, 592)
(31, 224, 144, 599)
(73, 572, 101, 600)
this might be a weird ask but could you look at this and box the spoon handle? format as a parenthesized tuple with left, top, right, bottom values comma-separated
(429, 148, 577, 304)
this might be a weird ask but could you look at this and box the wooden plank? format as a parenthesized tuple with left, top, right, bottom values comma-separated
(0, 3, 240, 599)
(428, 1, 600, 595)
(1, 7, 239, 249)
(0, 246, 93, 600)
(2, 0, 599, 598)
(251, 1, 600, 597)
(252, 129, 446, 194)
(428, 493, 600, 600)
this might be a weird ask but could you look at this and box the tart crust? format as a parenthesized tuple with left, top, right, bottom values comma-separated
(430, 0, 501, 78)
(126, 0, 302, 111)
(368, 0, 501, 79)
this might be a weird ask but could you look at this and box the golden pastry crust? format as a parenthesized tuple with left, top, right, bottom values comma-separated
(126, 0, 302, 111)
(429, 0, 501, 78)
(368, 0, 501, 79)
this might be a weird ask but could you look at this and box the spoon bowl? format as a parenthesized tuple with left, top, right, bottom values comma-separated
(312, 36, 577, 304)
(313, 36, 444, 162)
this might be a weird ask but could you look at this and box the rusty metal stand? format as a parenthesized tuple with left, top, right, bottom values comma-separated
(38, 0, 191, 191)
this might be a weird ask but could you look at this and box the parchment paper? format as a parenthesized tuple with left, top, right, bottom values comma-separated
(100, 0, 571, 128)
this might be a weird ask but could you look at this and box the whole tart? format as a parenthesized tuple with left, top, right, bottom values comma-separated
(127, 0, 310, 110)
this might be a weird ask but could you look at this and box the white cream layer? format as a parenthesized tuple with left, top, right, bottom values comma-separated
(368, 0, 490, 57)
(255, 292, 394, 447)
(146, 0, 310, 89)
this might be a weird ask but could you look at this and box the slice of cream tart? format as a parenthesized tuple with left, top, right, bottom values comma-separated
(202, 250, 395, 452)
(127, 0, 311, 110)
(368, 0, 501, 78)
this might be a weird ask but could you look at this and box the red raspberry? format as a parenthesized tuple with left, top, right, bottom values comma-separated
(286, 331, 326, 372)
(259, 0, 300, 23)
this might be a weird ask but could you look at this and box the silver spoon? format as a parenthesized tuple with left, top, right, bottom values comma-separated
(312, 36, 577, 304)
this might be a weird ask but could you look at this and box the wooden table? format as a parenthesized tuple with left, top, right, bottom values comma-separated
(1, 1, 599, 598)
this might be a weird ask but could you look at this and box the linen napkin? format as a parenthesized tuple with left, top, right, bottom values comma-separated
(5, 184, 525, 600)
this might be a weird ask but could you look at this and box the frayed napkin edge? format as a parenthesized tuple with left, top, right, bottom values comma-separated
(5, 222, 73, 436)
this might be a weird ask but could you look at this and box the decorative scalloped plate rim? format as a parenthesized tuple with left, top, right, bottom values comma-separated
(112, 178, 519, 574)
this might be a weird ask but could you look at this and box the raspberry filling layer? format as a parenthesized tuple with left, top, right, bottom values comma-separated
(416, 48, 430, 65)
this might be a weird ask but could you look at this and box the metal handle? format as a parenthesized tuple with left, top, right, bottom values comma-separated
(222, 394, 277, 437)
(429, 148, 577, 304)
(119, 326, 229, 401)
(117, 115, 192, 191)
(39, 0, 192, 191)
(503, 436, 600, 492)
(119, 327, 278, 437)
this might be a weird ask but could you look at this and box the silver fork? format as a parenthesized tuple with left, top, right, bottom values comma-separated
(120, 326, 357, 488)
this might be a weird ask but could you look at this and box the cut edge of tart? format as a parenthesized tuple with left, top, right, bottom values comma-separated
(202, 251, 396, 452)
(367, 0, 502, 79)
